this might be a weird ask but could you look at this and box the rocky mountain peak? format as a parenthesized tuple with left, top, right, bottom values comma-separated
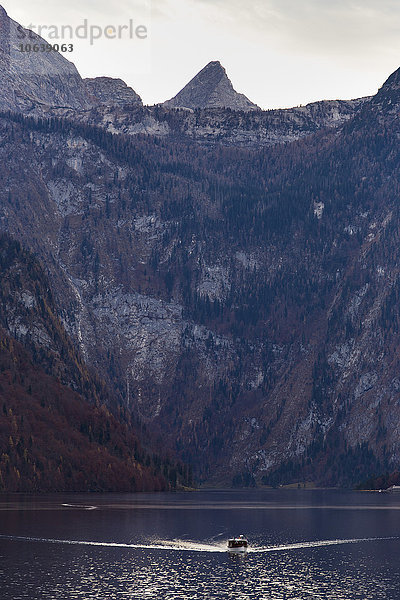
(375, 66, 400, 97)
(365, 66, 400, 118)
(163, 60, 260, 112)
(379, 66, 400, 91)
(0, 5, 92, 111)
(0, 6, 145, 113)
(200, 60, 226, 76)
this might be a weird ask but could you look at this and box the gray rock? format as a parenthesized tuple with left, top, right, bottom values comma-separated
(163, 60, 260, 112)
(73, 96, 367, 149)
(0, 5, 91, 111)
(84, 77, 142, 107)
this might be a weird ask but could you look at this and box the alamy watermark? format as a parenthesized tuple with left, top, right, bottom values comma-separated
(17, 20, 148, 47)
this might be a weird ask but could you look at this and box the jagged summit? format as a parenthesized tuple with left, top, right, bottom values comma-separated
(371, 66, 400, 111)
(378, 66, 400, 93)
(163, 61, 260, 112)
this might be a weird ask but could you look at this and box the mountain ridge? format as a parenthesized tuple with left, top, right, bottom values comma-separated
(0, 5, 375, 150)
(1, 4, 400, 488)
(1, 90, 400, 485)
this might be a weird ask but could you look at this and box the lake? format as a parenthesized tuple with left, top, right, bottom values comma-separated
(0, 489, 400, 599)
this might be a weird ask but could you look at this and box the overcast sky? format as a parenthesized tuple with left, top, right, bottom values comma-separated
(4, 0, 400, 108)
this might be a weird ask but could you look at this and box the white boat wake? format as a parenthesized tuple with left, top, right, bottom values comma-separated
(0, 534, 397, 554)
(250, 536, 398, 553)
(0, 535, 224, 552)
(61, 504, 98, 511)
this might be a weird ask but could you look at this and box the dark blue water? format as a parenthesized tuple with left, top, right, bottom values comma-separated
(0, 489, 400, 599)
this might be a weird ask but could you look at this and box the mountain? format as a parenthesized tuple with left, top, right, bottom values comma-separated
(163, 61, 260, 111)
(0, 6, 92, 111)
(0, 234, 192, 492)
(0, 7, 367, 148)
(1, 65, 400, 488)
(0, 6, 143, 113)
(2, 3, 400, 489)
(84, 77, 142, 107)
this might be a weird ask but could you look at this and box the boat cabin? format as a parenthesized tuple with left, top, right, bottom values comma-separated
(228, 536, 248, 549)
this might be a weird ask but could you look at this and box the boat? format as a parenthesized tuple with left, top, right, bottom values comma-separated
(227, 535, 249, 553)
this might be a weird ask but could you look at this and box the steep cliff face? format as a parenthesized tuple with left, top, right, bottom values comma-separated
(2, 4, 400, 487)
(0, 6, 92, 111)
(0, 7, 145, 113)
(1, 68, 400, 486)
(0, 235, 190, 492)
(163, 61, 260, 111)
(159, 97, 367, 146)
(0, 325, 167, 493)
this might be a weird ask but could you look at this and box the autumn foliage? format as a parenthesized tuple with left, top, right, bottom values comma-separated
(0, 235, 191, 492)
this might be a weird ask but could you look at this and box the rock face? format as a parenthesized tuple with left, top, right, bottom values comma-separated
(0, 234, 188, 492)
(0, 6, 366, 148)
(53, 96, 367, 150)
(84, 77, 142, 107)
(163, 60, 260, 111)
(159, 97, 367, 146)
(367, 66, 400, 117)
(2, 69, 400, 487)
(0, 6, 143, 114)
(0, 6, 92, 111)
(4, 3, 400, 489)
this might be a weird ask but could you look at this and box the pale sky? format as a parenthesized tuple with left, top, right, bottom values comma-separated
(4, 0, 400, 109)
